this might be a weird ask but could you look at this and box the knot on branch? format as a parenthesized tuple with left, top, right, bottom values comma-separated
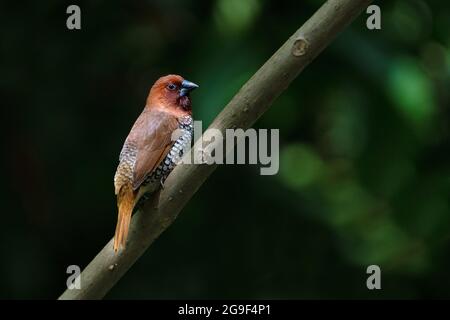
(292, 37, 309, 57)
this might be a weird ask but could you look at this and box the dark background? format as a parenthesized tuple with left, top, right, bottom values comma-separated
(1, 0, 449, 299)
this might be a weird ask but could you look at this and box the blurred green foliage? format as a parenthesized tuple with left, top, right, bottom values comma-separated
(0, 0, 449, 299)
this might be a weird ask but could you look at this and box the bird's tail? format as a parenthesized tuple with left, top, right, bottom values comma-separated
(114, 183, 136, 252)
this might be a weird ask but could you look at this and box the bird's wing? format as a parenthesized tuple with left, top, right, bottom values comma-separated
(126, 108, 179, 190)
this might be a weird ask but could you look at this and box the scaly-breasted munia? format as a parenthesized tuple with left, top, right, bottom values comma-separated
(113, 74, 198, 252)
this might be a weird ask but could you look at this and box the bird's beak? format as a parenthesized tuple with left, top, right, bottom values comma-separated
(180, 80, 199, 97)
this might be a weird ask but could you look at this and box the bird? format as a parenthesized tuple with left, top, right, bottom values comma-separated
(113, 74, 198, 252)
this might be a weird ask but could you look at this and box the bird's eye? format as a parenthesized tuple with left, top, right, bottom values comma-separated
(167, 83, 177, 91)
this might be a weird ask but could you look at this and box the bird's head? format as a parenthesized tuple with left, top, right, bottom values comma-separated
(147, 74, 199, 113)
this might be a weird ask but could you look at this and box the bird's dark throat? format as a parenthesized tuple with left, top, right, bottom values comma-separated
(178, 95, 192, 110)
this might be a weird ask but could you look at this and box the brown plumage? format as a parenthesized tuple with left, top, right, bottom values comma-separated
(113, 74, 198, 252)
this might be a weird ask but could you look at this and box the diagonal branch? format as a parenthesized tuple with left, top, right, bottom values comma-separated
(58, 0, 372, 300)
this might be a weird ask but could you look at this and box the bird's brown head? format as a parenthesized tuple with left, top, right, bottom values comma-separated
(147, 74, 199, 114)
